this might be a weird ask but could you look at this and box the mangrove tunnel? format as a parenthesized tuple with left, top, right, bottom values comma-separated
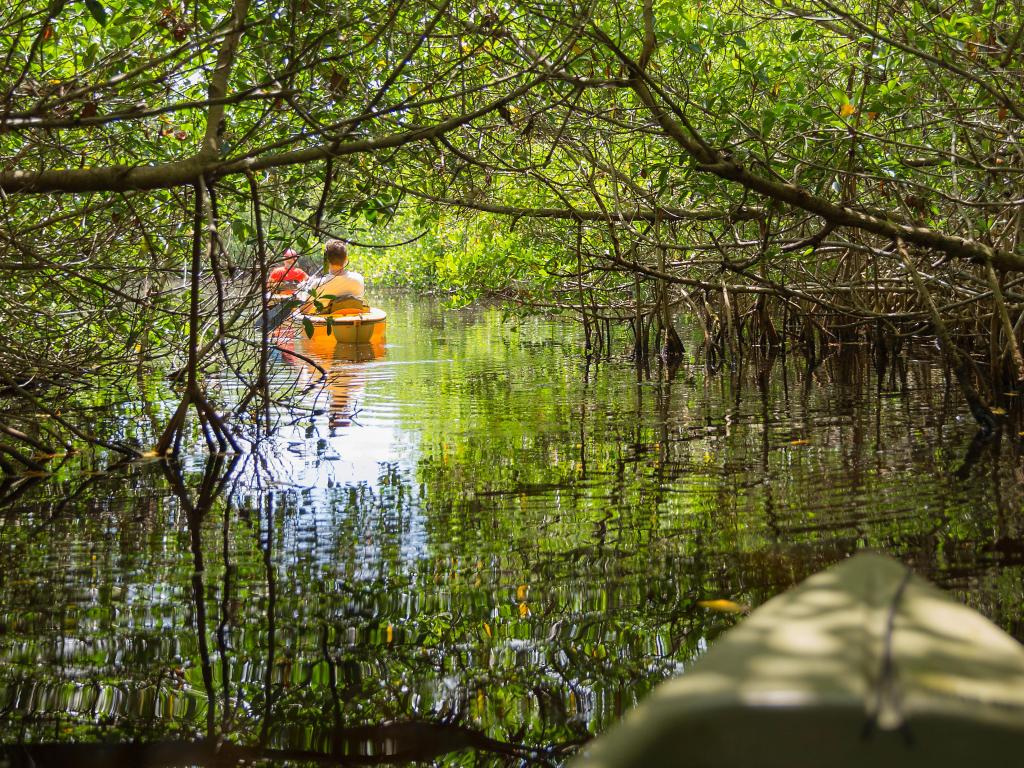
(2, 0, 1024, 764)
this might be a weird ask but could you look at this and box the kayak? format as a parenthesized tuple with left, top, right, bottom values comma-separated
(574, 553, 1024, 768)
(296, 307, 387, 345)
(266, 292, 294, 307)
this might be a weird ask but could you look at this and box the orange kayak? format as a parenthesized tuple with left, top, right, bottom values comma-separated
(295, 307, 387, 346)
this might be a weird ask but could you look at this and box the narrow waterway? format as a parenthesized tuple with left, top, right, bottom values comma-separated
(1, 293, 1022, 765)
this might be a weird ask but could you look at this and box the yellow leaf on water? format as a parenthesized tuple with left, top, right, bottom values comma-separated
(516, 584, 528, 601)
(386, 624, 393, 644)
(518, 602, 530, 618)
(790, 439, 810, 446)
(698, 599, 747, 614)
(839, 103, 856, 117)
(483, 622, 492, 638)
(991, 407, 1008, 415)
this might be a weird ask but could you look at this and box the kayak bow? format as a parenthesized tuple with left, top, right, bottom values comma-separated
(575, 553, 1024, 768)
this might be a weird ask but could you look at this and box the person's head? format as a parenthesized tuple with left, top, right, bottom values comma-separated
(282, 248, 298, 267)
(324, 239, 348, 271)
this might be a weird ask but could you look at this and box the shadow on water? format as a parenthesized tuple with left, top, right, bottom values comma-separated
(1, 295, 1023, 765)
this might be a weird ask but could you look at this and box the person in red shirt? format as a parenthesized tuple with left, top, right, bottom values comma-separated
(267, 248, 309, 295)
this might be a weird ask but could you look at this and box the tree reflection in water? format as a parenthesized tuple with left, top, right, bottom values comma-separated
(0, 457, 583, 766)
(1, 299, 1023, 765)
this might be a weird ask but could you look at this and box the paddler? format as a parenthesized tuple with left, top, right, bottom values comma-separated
(301, 239, 365, 313)
(267, 248, 308, 296)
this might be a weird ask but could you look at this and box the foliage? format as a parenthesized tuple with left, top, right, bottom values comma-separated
(2, 0, 1024, 454)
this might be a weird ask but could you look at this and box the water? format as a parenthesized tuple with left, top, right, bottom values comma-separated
(1, 294, 1023, 765)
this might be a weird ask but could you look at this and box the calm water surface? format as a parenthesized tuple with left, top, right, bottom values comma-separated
(1, 293, 1023, 765)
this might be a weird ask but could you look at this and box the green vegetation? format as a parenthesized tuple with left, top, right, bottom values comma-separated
(1, 0, 1024, 460)
(3, 3, 1024, 762)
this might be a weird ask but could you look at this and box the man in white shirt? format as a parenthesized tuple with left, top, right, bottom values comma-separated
(301, 239, 365, 313)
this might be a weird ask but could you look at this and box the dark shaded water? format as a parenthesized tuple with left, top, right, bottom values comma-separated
(1, 294, 1023, 765)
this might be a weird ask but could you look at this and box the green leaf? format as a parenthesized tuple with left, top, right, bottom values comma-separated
(83, 0, 107, 26)
(302, 317, 314, 338)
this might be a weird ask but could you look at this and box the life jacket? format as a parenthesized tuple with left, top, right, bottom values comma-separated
(269, 265, 308, 283)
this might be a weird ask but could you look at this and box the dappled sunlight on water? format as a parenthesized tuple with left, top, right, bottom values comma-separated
(1, 294, 1023, 765)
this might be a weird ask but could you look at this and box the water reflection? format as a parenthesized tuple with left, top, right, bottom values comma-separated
(0, 295, 1023, 765)
(280, 328, 386, 429)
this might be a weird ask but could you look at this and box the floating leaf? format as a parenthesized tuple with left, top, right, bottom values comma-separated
(790, 439, 810, 446)
(698, 599, 747, 614)
(990, 406, 1008, 415)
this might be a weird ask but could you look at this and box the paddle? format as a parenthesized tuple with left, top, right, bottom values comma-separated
(256, 265, 324, 332)
(256, 296, 300, 331)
